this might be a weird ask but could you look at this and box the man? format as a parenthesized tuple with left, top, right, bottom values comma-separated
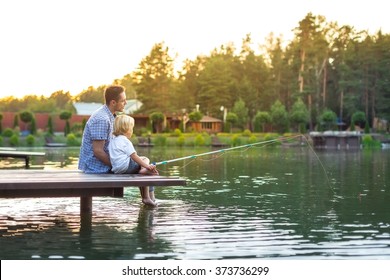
(78, 85, 127, 173)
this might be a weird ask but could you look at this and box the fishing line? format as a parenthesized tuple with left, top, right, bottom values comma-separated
(153, 134, 302, 166)
(153, 134, 339, 197)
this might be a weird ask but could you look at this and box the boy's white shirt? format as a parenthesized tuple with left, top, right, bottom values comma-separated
(108, 135, 136, 173)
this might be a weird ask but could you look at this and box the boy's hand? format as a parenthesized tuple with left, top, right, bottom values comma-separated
(147, 164, 159, 174)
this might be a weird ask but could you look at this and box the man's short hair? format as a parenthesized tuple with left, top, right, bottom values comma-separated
(104, 85, 125, 105)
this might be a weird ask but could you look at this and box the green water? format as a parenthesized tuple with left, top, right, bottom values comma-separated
(0, 146, 389, 259)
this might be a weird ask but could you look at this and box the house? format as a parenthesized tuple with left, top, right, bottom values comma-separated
(189, 116, 223, 134)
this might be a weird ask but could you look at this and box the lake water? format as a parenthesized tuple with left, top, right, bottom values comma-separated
(1, 145, 390, 260)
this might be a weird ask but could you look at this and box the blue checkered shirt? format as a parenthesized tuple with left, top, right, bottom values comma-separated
(78, 105, 115, 173)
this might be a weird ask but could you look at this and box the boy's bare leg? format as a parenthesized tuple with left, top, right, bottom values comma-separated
(139, 157, 159, 175)
(139, 186, 156, 206)
(149, 189, 156, 201)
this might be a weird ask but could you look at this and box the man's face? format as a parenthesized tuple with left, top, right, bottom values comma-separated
(114, 91, 127, 112)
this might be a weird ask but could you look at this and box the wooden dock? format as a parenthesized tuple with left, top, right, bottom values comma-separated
(310, 131, 361, 149)
(0, 150, 45, 168)
(0, 170, 186, 222)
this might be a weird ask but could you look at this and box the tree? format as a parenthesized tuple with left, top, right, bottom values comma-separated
(351, 111, 366, 129)
(188, 111, 203, 122)
(30, 117, 37, 135)
(293, 13, 330, 129)
(231, 99, 248, 131)
(254, 111, 271, 132)
(19, 111, 34, 133)
(270, 100, 289, 133)
(328, 24, 357, 124)
(174, 57, 204, 113)
(47, 115, 54, 135)
(59, 111, 72, 136)
(49, 90, 74, 112)
(75, 85, 106, 103)
(114, 75, 137, 99)
(319, 109, 337, 131)
(264, 34, 293, 113)
(149, 112, 165, 133)
(197, 45, 238, 116)
(225, 112, 238, 132)
(13, 114, 19, 128)
(134, 42, 175, 113)
(237, 34, 270, 126)
(0, 113, 2, 134)
(290, 98, 309, 133)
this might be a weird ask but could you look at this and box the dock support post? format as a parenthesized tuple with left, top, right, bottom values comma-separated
(80, 196, 92, 233)
(80, 196, 92, 214)
(25, 157, 30, 169)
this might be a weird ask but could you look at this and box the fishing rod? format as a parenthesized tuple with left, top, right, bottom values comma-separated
(153, 135, 302, 166)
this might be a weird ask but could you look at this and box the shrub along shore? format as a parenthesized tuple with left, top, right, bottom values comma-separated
(0, 127, 386, 149)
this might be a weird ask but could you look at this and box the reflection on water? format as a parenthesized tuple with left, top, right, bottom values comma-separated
(1, 146, 390, 259)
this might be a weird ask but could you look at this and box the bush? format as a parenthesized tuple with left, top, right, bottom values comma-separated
(66, 133, 80, 146)
(242, 129, 252, 137)
(231, 134, 242, 146)
(173, 128, 182, 137)
(9, 134, 19, 146)
(248, 135, 258, 144)
(2, 128, 14, 137)
(362, 135, 381, 148)
(0, 136, 3, 146)
(176, 135, 185, 146)
(26, 134, 35, 146)
(194, 134, 205, 146)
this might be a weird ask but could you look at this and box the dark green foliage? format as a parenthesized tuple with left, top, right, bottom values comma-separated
(9, 134, 19, 146)
(2, 128, 14, 137)
(60, 111, 72, 136)
(149, 112, 165, 133)
(351, 111, 366, 128)
(290, 98, 309, 133)
(362, 135, 381, 148)
(319, 109, 337, 130)
(26, 134, 35, 146)
(226, 112, 238, 132)
(47, 116, 54, 135)
(13, 114, 19, 128)
(30, 117, 37, 135)
(19, 111, 33, 123)
(270, 100, 289, 133)
(254, 112, 271, 132)
(188, 111, 203, 122)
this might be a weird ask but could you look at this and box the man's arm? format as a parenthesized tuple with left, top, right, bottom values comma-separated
(92, 140, 112, 167)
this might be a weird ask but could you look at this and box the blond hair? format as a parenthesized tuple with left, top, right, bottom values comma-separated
(113, 114, 134, 136)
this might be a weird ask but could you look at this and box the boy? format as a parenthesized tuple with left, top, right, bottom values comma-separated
(108, 114, 158, 206)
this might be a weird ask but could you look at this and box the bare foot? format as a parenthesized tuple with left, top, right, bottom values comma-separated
(139, 168, 159, 175)
(142, 198, 157, 207)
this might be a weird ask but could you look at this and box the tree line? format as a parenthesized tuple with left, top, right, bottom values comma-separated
(1, 13, 389, 133)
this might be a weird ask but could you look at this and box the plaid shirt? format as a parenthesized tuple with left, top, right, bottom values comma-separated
(78, 105, 115, 173)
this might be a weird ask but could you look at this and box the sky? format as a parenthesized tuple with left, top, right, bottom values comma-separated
(0, 0, 388, 98)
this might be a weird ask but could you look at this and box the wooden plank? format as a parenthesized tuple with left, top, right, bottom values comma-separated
(0, 170, 186, 190)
